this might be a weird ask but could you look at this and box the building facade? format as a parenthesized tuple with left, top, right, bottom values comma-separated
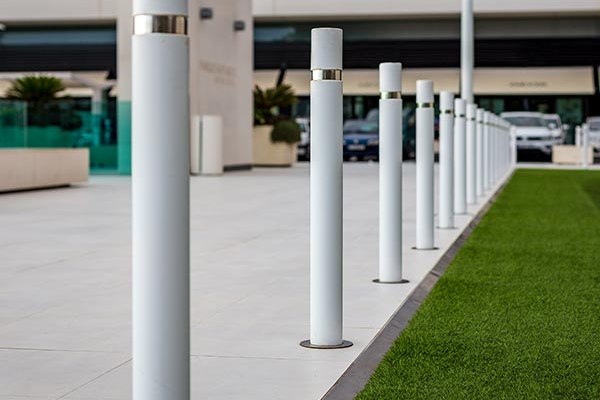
(1, 0, 599, 170)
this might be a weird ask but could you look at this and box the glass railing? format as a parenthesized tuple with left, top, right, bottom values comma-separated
(0, 99, 119, 172)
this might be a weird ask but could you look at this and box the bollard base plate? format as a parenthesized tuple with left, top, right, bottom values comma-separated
(412, 246, 440, 251)
(372, 278, 409, 284)
(300, 340, 353, 349)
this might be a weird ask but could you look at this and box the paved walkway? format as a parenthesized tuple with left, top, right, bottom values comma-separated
(0, 163, 509, 400)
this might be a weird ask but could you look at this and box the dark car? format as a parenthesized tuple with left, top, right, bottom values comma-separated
(343, 120, 379, 161)
(365, 108, 416, 160)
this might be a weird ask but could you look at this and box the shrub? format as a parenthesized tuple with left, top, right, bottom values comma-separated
(271, 120, 301, 144)
(253, 84, 297, 126)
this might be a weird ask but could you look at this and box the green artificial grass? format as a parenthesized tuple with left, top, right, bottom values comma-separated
(357, 169, 600, 400)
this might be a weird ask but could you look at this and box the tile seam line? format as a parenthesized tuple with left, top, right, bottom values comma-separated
(321, 169, 516, 400)
(53, 357, 132, 400)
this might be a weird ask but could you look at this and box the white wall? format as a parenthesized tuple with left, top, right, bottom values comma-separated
(189, 0, 254, 168)
(253, 0, 600, 19)
(0, 0, 116, 22)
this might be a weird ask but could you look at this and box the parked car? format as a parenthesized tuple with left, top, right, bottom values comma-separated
(296, 117, 310, 161)
(343, 120, 379, 161)
(364, 108, 416, 159)
(543, 113, 567, 143)
(500, 112, 558, 157)
(586, 116, 600, 154)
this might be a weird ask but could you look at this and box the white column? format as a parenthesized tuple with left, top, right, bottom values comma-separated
(303, 28, 351, 349)
(454, 99, 467, 214)
(416, 80, 435, 250)
(377, 63, 407, 284)
(576, 126, 582, 147)
(461, 0, 474, 104)
(439, 91, 455, 229)
(466, 104, 477, 204)
(476, 108, 484, 197)
(132, 2, 190, 399)
(582, 123, 589, 169)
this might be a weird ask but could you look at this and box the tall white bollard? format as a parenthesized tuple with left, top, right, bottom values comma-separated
(415, 80, 435, 250)
(376, 63, 407, 284)
(466, 104, 477, 204)
(582, 123, 590, 169)
(511, 125, 518, 166)
(439, 91, 455, 229)
(302, 28, 351, 349)
(576, 126, 582, 147)
(132, 3, 190, 399)
(454, 99, 467, 214)
(483, 111, 491, 191)
(461, 0, 474, 104)
(476, 108, 484, 197)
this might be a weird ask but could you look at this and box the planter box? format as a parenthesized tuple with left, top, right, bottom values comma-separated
(552, 145, 592, 165)
(253, 125, 297, 167)
(0, 148, 89, 192)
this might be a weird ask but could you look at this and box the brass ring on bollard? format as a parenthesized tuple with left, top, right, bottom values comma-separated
(311, 69, 343, 81)
(133, 15, 188, 36)
(381, 91, 402, 99)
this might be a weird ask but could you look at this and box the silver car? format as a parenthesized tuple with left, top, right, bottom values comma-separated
(586, 117, 600, 154)
(501, 112, 558, 156)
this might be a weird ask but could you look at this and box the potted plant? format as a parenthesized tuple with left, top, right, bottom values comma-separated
(253, 84, 300, 167)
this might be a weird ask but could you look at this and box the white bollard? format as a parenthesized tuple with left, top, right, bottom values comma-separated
(415, 80, 435, 250)
(461, 0, 474, 104)
(439, 91, 455, 229)
(132, 3, 190, 399)
(376, 63, 407, 284)
(483, 111, 491, 191)
(576, 126, 582, 147)
(476, 108, 484, 197)
(511, 125, 518, 166)
(301, 28, 352, 349)
(466, 104, 477, 204)
(454, 99, 467, 214)
(582, 123, 590, 169)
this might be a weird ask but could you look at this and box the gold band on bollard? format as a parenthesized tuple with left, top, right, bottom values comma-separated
(133, 15, 188, 35)
(311, 69, 343, 81)
(456, 114, 466, 118)
(417, 102, 434, 108)
(381, 91, 402, 99)
(440, 110, 453, 115)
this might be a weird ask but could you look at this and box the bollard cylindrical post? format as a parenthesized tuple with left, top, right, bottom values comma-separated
(301, 28, 352, 349)
(466, 104, 477, 204)
(511, 125, 518, 166)
(476, 108, 485, 197)
(582, 123, 590, 169)
(415, 80, 435, 250)
(376, 63, 407, 284)
(132, 1, 191, 399)
(483, 111, 491, 191)
(439, 91, 455, 229)
(461, 0, 474, 104)
(576, 126, 582, 147)
(454, 99, 467, 214)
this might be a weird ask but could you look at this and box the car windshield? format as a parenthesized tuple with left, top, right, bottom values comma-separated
(589, 120, 600, 131)
(544, 117, 560, 128)
(343, 121, 378, 134)
(504, 116, 546, 127)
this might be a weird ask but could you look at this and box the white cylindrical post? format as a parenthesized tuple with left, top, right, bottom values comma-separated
(416, 80, 435, 250)
(576, 126, 582, 147)
(454, 99, 467, 214)
(476, 108, 484, 197)
(466, 104, 477, 204)
(132, 2, 190, 399)
(302, 28, 351, 349)
(439, 92, 454, 229)
(461, 0, 474, 104)
(483, 111, 490, 191)
(439, 91, 455, 229)
(582, 123, 589, 169)
(376, 63, 407, 284)
(511, 125, 518, 166)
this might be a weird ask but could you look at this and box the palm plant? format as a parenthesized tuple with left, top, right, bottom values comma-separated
(253, 84, 297, 126)
(7, 75, 65, 106)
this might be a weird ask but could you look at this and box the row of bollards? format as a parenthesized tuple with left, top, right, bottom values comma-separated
(303, 27, 517, 349)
